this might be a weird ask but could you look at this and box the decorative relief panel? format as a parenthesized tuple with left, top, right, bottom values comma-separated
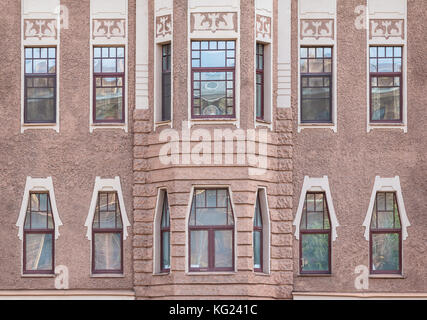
(156, 14, 172, 38)
(24, 19, 58, 40)
(369, 19, 404, 40)
(92, 19, 126, 40)
(190, 12, 238, 33)
(300, 19, 334, 40)
(256, 14, 271, 41)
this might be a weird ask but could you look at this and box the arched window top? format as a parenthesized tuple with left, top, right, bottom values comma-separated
(24, 192, 55, 231)
(294, 176, 339, 241)
(254, 193, 262, 228)
(161, 193, 170, 229)
(189, 189, 234, 227)
(300, 193, 331, 231)
(363, 176, 410, 241)
(92, 192, 123, 230)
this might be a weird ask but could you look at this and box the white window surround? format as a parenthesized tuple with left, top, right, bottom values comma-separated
(297, 0, 337, 133)
(184, 185, 238, 273)
(254, 43, 273, 130)
(84, 176, 131, 241)
(187, 0, 241, 129)
(21, 0, 61, 133)
(153, 188, 170, 274)
(366, 0, 408, 133)
(136, 0, 149, 110)
(277, 0, 292, 110)
(293, 176, 339, 241)
(16, 177, 63, 240)
(254, 187, 271, 274)
(362, 176, 410, 241)
(89, 0, 129, 133)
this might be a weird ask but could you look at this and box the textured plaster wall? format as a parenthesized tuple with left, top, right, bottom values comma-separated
(292, 0, 427, 293)
(0, 0, 134, 290)
(132, 0, 294, 299)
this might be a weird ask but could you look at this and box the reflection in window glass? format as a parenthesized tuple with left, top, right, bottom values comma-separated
(160, 192, 171, 272)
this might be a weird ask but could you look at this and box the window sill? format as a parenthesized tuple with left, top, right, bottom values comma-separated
(297, 273, 333, 277)
(90, 123, 127, 133)
(21, 274, 55, 278)
(153, 272, 171, 276)
(369, 274, 406, 279)
(254, 272, 271, 277)
(155, 120, 172, 128)
(186, 272, 237, 276)
(90, 274, 125, 278)
(189, 118, 238, 127)
(298, 123, 336, 133)
(22, 123, 59, 133)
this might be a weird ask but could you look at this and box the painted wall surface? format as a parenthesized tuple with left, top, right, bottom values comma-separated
(0, 0, 134, 291)
(292, 0, 427, 294)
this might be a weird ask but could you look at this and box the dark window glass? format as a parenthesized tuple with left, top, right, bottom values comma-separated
(256, 44, 264, 120)
(300, 193, 331, 274)
(253, 191, 263, 272)
(162, 44, 171, 121)
(191, 41, 235, 118)
(92, 192, 123, 274)
(24, 47, 56, 123)
(370, 46, 402, 122)
(300, 47, 332, 123)
(189, 189, 234, 272)
(161, 192, 170, 272)
(370, 192, 402, 274)
(23, 193, 54, 274)
(93, 47, 125, 123)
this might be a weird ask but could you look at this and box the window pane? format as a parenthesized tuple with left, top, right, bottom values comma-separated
(162, 72, 171, 121)
(190, 230, 208, 269)
(201, 51, 226, 68)
(195, 208, 227, 226)
(301, 233, 329, 272)
(371, 87, 400, 121)
(217, 190, 227, 208)
(206, 190, 217, 207)
(94, 233, 122, 271)
(301, 98, 331, 122)
(95, 87, 123, 121)
(25, 233, 52, 271)
(307, 211, 323, 229)
(378, 211, 394, 229)
(100, 210, 116, 228)
(102, 59, 117, 72)
(31, 211, 46, 229)
(34, 60, 48, 73)
(378, 58, 393, 72)
(162, 231, 170, 270)
(48, 47, 56, 58)
(26, 97, 55, 122)
(309, 59, 324, 73)
(215, 230, 233, 268)
(370, 47, 377, 58)
(253, 231, 261, 269)
(372, 233, 400, 272)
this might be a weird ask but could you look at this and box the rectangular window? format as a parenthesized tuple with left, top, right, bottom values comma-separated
(162, 44, 172, 121)
(93, 47, 125, 123)
(300, 47, 333, 123)
(191, 41, 235, 118)
(370, 46, 402, 123)
(256, 43, 264, 120)
(24, 47, 57, 124)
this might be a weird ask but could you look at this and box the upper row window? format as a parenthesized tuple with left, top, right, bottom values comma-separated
(191, 41, 236, 119)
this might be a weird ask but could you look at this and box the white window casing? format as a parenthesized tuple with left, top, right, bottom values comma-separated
(293, 176, 339, 241)
(254, 187, 271, 274)
(277, 0, 292, 110)
(363, 176, 410, 241)
(16, 176, 63, 240)
(136, 0, 150, 110)
(84, 176, 131, 241)
(153, 188, 171, 274)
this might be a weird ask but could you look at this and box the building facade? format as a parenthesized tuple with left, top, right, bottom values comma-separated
(0, 0, 425, 300)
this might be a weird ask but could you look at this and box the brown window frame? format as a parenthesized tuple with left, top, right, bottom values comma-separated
(23, 192, 55, 275)
(93, 46, 126, 124)
(160, 192, 171, 273)
(253, 191, 263, 273)
(256, 43, 265, 121)
(300, 46, 333, 124)
(188, 188, 235, 272)
(299, 192, 332, 275)
(191, 40, 236, 119)
(92, 191, 124, 275)
(369, 192, 402, 275)
(369, 46, 403, 124)
(162, 43, 172, 122)
(24, 47, 57, 124)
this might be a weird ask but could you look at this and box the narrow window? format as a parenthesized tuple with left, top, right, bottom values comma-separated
(92, 192, 123, 274)
(370, 46, 402, 123)
(160, 192, 171, 272)
(370, 192, 402, 274)
(23, 192, 55, 274)
(24, 47, 57, 123)
(191, 41, 236, 118)
(93, 46, 125, 123)
(189, 189, 235, 272)
(300, 192, 331, 274)
(256, 43, 264, 120)
(162, 44, 172, 121)
(253, 192, 263, 272)
(300, 47, 332, 123)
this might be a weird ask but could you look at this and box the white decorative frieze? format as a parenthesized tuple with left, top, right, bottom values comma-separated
(92, 19, 126, 40)
(156, 14, 172, 38)
(300, 19, 334, 40)
(256, 14, 271, 41)
(190, 12, 238, 33)
(24, 19, 58, 40)
(369, 19, 404, 40)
